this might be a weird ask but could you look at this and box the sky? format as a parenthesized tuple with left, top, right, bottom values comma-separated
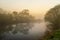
(0, 0, 60, 18)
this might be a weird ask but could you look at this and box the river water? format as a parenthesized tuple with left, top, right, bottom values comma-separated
(1, 21, 49, 40)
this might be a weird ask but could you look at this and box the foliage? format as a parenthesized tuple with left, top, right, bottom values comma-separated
(0, 9, 35, 34)
(45, 4, 60, 30)
(44, 4, 60, 40)
(52, 29, 60, 40)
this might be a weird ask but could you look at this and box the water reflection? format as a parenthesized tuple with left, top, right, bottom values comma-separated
(1, 22, 48, 40)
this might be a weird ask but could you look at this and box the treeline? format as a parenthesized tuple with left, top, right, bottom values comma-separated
(42, 4, 60, 40)
(0, 8, 35, 33)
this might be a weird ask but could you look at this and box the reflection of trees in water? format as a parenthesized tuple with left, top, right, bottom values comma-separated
(12, 23, 33, 34)
(0, 23, 34, 40)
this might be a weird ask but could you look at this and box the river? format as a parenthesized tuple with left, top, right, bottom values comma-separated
(1, 21, 49, 40)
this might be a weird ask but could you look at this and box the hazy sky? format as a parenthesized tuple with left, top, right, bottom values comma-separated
(0, 0, 60, 18)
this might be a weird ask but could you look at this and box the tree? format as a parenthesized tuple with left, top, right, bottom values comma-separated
(13, 9, 35, 34)
(0, 9, 35, 34)
(44, 4, 60, 40)
(45, 4, 60, 30)
(0, 12, 14, 33)
(19, 9, 35, 23)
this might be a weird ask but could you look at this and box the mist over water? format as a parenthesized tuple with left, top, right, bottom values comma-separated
(1, 21, 50, 40)
(28, 22, 47, 36)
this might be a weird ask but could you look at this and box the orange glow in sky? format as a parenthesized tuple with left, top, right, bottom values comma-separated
(0, 0, 60, 18)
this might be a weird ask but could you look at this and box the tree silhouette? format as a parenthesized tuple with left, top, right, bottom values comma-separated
(44, 4, 60, 40)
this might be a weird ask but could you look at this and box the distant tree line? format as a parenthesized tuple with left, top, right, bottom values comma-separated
(0, 8, 35, 34)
